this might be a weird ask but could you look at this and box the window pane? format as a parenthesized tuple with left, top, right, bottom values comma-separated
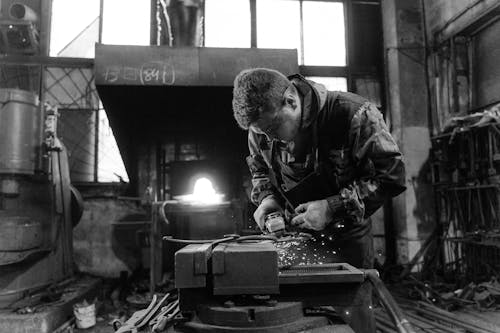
(205, 0, 250, 48)
(307, 77, 347, 92)
(98, 107, 129, 183)
(102, 0, 150, 46)
(50, 0, 100, 57)
(303, 2, 346, 66)
(257, 0, 301, 60)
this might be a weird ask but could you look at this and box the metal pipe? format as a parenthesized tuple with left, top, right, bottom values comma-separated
(435, 0, 486, 38)
(402, 310, 465, 333)
(364, 270, 416, 333)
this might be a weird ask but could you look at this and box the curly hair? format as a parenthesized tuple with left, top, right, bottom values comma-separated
(232, 68, 291, 130)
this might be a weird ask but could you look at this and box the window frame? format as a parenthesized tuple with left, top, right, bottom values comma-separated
(201, 0, 381, 93)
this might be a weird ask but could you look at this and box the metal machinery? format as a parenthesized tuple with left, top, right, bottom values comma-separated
(0, 3, 40, 55)
(174, 241, 366, 332)
(430, 114, 500, 280)
(136, 235, 413, 333)
(143, 204, 414, 333)
(0, 89, 83, 331)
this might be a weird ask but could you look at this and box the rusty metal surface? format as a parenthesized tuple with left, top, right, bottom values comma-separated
(0, 217, 42, 252)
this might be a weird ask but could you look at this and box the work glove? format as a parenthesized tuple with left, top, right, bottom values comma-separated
(253, 195, 283, 231)
(290, 199, 334, 231)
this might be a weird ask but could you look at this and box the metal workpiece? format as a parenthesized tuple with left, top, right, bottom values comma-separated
(279, 263, 365, 285)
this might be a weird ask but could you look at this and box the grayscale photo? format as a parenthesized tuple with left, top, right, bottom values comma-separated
(1, 0, 499, 332)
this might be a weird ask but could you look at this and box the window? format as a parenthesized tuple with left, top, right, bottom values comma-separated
(204, 0, 251, 48)
(50, 0, 100, 57)
(255, 0, 346, 66)
(102, 0, 150, 46)
(307, 77, 347, 92)
(257, 0, 301, 56)
(50, 0, 150, 58)
(98, 109, 129, 182)
(303, 1, 346, 66)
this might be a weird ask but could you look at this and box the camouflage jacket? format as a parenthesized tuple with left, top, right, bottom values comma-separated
(246, 76, 406, 238)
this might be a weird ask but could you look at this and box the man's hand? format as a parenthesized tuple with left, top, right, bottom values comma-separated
(253, 195, 283, 231)
(291, 200, 333, 231)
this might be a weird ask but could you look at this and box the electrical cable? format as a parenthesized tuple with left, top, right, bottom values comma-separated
(162, 234, 279, 247)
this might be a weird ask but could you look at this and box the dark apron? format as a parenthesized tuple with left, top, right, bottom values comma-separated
(269, 123, 337, 210)
(268, 75, 340, 211)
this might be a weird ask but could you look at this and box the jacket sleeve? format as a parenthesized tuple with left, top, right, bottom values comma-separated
(246, 132, 277, 206)
(328, 102, 406, 220)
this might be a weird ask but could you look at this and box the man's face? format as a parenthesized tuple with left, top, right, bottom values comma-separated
(249, 86, 301, 142)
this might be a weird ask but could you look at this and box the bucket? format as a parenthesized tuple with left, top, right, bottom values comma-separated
(73, 301, 96, 329)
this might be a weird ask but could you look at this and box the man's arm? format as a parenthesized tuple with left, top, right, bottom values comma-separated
(328, 102, 406, 220)
(246, 131, 276, 206)
(246, 132, 284, 230)
(292, 102, 405, 231)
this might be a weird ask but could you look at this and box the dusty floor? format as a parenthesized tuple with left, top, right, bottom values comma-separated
(74, 320, 115, 333)
(75, 322, 114, 333)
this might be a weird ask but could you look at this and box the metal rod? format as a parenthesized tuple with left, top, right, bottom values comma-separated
(299, 0, 304, 65)
(250, 0, 257, 48)
(364, 270, 416, 333)
(398, 311, 462, 333)
(415, 302, 498, 333)
(94, 109, 99, 182)
(98, 0, 104, 44)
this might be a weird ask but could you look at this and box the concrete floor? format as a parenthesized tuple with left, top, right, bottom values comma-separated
(74, 320, 115, 333)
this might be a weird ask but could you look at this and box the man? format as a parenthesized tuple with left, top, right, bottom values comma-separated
(232, 68, 406, 332)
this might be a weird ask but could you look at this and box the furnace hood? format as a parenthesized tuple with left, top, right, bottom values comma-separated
(94, 44, 298, 191)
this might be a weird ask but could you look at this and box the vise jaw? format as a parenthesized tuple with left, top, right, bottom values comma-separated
(175, 242, 279, 295)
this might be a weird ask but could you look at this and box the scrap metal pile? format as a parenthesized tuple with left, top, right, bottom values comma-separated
(113, 293, 181, 333)
(427, 104, 500, 282)
(375, 296, 500, 333)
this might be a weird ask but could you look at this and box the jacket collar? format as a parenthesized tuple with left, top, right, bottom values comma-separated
(288, 74, 328, 130)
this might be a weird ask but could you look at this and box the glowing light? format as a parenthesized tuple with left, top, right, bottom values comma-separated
(176, 177, 225, 205)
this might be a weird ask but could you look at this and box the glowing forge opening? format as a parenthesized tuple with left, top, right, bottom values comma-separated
(175, 177, 225, 205)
